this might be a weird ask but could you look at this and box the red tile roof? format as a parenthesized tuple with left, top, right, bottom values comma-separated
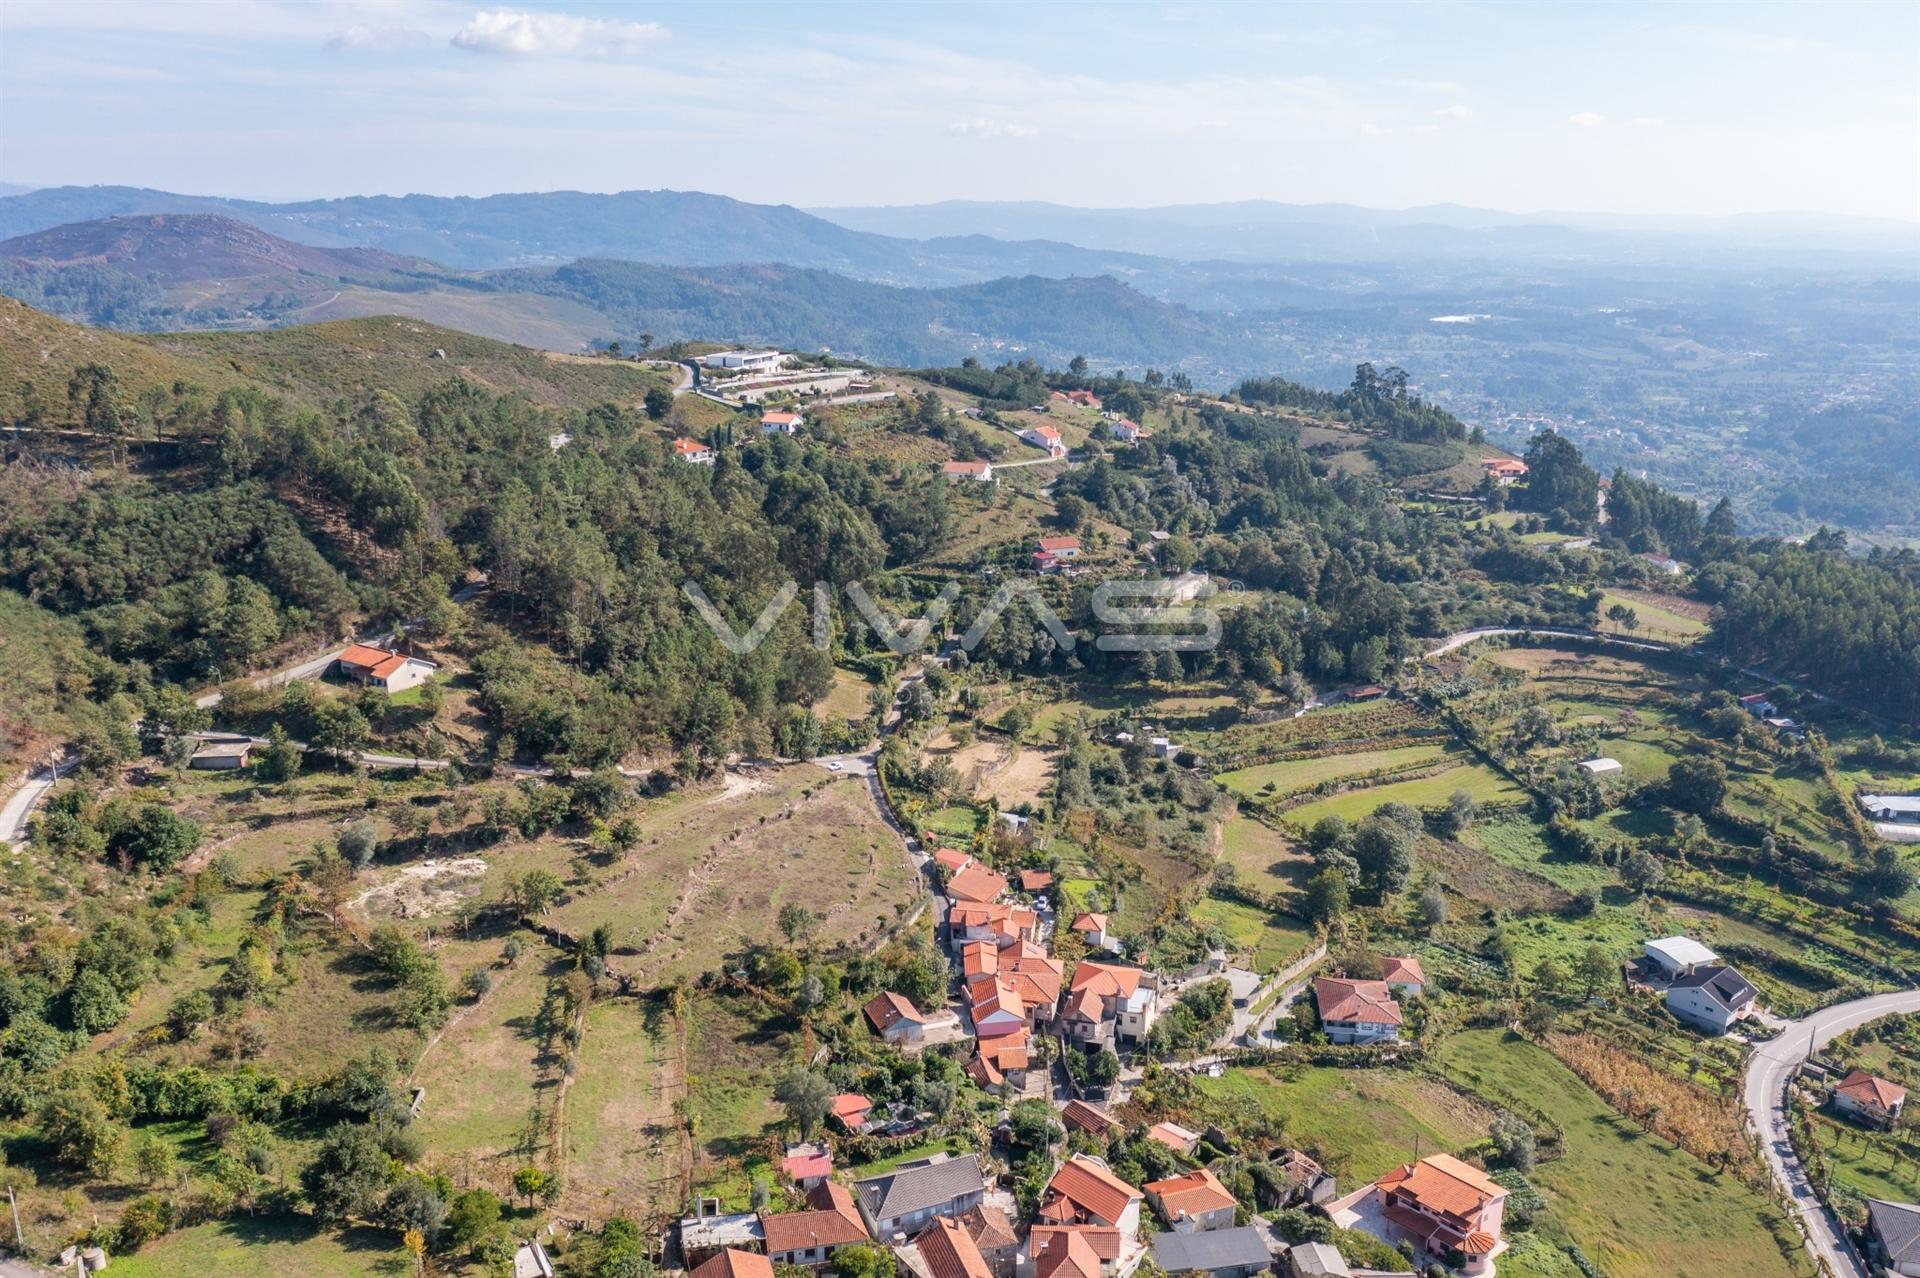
(961, 1204, 1017, 1251)
(692, 1251, 775, 1278)
(1382, 956, 1426, 986)
(916, 1216, 994, 1278)
(339, 643, 397, 670)
(1146, 1121, 1199, 1152)
(674, 437, 711, 455)
(831, 1093, 872, 1125)
(1376, 1154, 1505, 1221)
(782, 1151, 832, 1182)
(864, 991, 925, 1035)
(1044, 1155, 1141, 1227)
(944, 460, 993, 476)
(1031, 1226, 1113, 1278)
(1144, 1168, 1235, 1221)
(1070, 961, 1142, 999)
(1037, 536, 1080, 552)
(1071, 912, 1108, 934)
(961, 941, 997, 978)
(934, 847, 974, 873)
(947, 863, 1009, 904)
(1019, 869, 1054, 892)
(1060, 1099, 1119, 1137)
(1837, 1069, 1908, 1110)
(761, 1181, 870, 1254)
(1315, 976, 1402, 1026)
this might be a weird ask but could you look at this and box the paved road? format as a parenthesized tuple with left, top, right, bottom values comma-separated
(1423, 626, 1672, 660)
(0, 756, 76, 846)
(1743, 989, 1920, 1278)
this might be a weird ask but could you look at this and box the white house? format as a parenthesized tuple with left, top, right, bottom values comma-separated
(1643, 936, 1717, 978)
(1832, 1070, 1908, 1129)
(1108, 418, 1146, 444)
(1313, 977, 1401, 1045)
(337, 643, 438, 695)
(1665, 964, 1757, 1034)
(1021, 424, 1067, 457)
(674, 437, 716, 465)
(943, 460, 996, 483)
(761, 410, 803, 434)
(1862, 795, 1920, 825)
(1641, 552, 1684, 575)
(1381, 956, 1426, 998)
(1143, 1169, 1237, 1233)
(704, 349, 787, 372)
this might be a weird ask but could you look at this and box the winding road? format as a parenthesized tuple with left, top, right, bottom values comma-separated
(1743, 990, 1920, 1278)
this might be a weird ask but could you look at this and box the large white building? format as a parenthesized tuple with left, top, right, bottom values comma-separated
(704, 349, 787, 372)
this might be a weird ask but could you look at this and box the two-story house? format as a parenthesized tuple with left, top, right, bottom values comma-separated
(1313, 976, 1402, 1045)
(1832, 1070, 1908, 1129)
(760, 1181, 871, 1269)
(1664, 964, 1757, 1034)
(853, 1155, 987, 1242)
(1143, 1168, 1238, 1233)
(1327, 1154, 1507, 1276)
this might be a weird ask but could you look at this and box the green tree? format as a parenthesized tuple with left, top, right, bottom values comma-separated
(1304, 868, 1350, 926)
(773, 1067, 833, 1140)
(312, 701, 371, 766)
(511, 1164, 547, 1207)
(645, 387, 673, 420)
(445, 1187, 502, 1249)
(1666, 757, 1728, 814)
(304, 1122, 394, 1225)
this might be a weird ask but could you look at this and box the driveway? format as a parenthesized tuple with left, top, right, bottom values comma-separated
(1742, 988, 1920, 1278)
(0, 755, 75, 846)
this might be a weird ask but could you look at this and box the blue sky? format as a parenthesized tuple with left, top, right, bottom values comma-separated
(1, 0, 1915, 219)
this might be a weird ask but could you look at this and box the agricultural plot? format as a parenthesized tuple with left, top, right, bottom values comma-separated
(564, 997, 683, 1219)
(411, 954, 562, 1171)
(1217, 814, 1315, 903)
(1438, 1030, 1814, 1278)
(1282, 762, 1523, 828)
(1596, 589, 1710, 643)
(543, 766, 916, 986)
(1190, 1065, 1499, 1184)
(107, 1217, 408, 1278)
(1190, 895, 1316, 971)
(1216, 743, 1453, 802)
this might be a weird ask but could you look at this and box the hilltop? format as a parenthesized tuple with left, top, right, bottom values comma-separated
(0, 213, 436, 282)
(0, 294, 671, 413)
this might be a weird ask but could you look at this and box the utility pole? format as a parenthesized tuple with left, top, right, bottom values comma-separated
(7, 1182, 22, 1250)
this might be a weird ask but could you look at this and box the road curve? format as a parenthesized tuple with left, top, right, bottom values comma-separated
(0, 756, 75, 846)
(1743, 989, 1920, 1278)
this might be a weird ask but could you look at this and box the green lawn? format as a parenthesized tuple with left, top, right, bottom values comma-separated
(1812, 1112, 1920, 1204)
(1190, 895, 1317, 971)
(1284, 763, 1525, 828)
(1218, 815, 1315, 903)
(1468, 818, 1617, 893)
(843, 1135, 978, 1179)
(108, 1216, 408, 1278)
(1436, 1030, 1814, 1278)
(1190, 1065, 1497, 1184)
(1596, 592, 1707, 642)
(1216, 744, 1452, 801)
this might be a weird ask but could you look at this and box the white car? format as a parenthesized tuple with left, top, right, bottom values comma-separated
(827, 761, 844, 771)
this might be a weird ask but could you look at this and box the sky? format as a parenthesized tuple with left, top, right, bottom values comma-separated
(1, 0, 1916, 220)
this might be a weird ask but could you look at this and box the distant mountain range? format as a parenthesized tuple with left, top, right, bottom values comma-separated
(809, 198, 1920, 263)
(0, 213, 1262, 373)
(0, 185, 1176, 285)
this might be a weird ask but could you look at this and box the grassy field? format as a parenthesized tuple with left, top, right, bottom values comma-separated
(1437, 1030, 1814, 1278)
(1217, 814, 1315, 903)
(565, 996, 682, 1219)
(1283, 763, 1524, 828)
(1190, 895, 1317, 971)
(1190, 1065, 1498, 1183)
(1215, 744, 1452, 801)
(543, 766, 916, 986)
(411, 954, 561, 1170)
(1596, 590, 1710, 643)
(106, 1216, 409, 1278)
(815, 669, 877, 724)
(1811, 1112, 1920, 1204)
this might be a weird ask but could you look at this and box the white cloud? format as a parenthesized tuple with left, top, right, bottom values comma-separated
(1398, 78, 1466, 96)
(949, 118, 1037, 140)
(451, 9, 666, 57)
(327, 23, 430, 53)
(1567, 111, 1608, 128)
(1632, 116, 1664, 128)
(1432, 103, 1473, 120)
